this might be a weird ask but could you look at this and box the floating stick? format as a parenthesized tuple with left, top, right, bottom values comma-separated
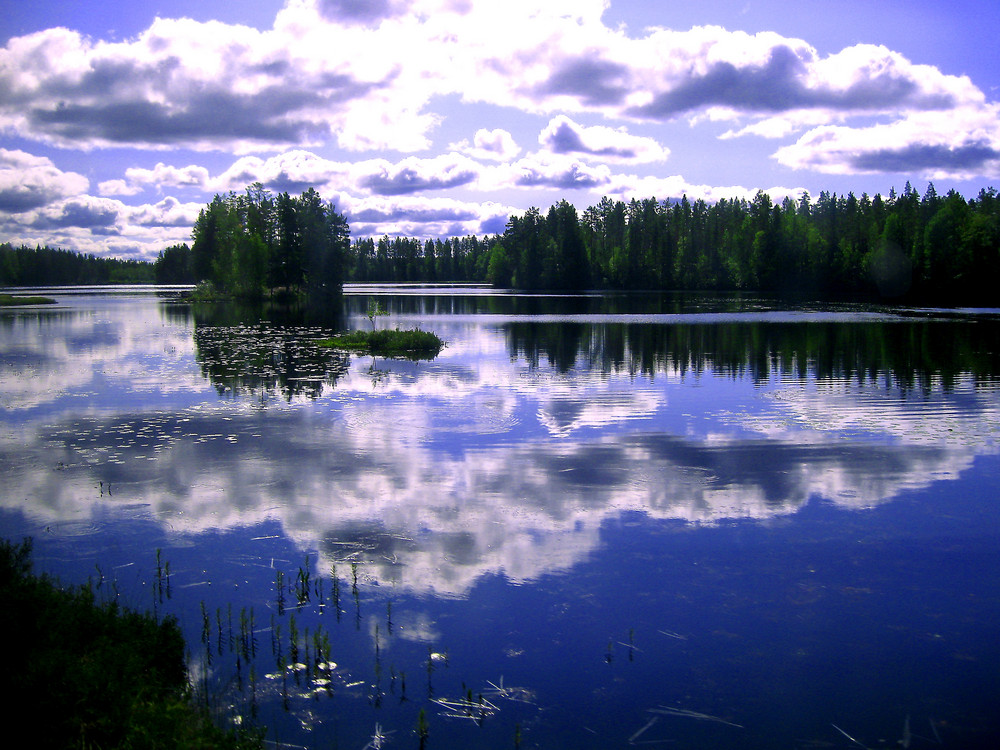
(929, 718, 942, 744)
(648, 706, 743, 729)
(831, 723, 869, 749)
(657, 629, 687, 640)
(628, 716, 658, 744)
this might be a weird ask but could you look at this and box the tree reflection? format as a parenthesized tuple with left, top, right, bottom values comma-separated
(190, 298, 350, 401)
(505, 317, 1000, 390)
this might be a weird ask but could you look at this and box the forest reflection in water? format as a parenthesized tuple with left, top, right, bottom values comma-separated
(182, 289, 1000, 398)
(1, 287, 999, 748)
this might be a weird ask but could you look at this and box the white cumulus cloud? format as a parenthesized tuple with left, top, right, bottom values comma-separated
(0, 149, 89, 212)
(538, 115, 669, 163)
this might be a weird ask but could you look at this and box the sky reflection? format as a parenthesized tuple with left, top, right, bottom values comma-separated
(2, 291, 998, 597)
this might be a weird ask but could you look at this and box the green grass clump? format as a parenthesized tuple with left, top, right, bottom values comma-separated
(318, 328, 444, 358)
(0, 538, 261, 749)
(0, 293, 56, 306)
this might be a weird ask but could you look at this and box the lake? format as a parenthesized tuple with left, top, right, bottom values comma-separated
(2, 285, 999, 749)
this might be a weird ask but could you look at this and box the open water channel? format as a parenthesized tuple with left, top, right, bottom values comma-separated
(1, 285, 999, 749)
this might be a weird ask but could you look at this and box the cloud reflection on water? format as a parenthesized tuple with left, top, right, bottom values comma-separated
(1, 293, 998, 597)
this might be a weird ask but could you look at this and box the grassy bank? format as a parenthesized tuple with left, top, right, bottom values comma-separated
(0, 538, 261, 749)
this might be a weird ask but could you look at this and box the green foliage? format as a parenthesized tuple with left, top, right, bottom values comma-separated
(317, 328, 444, 358)
(486, 242, 513, 287)
(0, 538, 261, 749)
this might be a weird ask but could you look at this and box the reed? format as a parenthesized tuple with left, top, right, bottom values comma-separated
(273, 621, 283, 671)
(239, 606, 252, 661)
(314, 574, 324, 610)
(201, 600, 210, 646)
(289, 613, 299, 677)
(331, 564, 341, 620)
(201, 600, 212, 665)
(216, 607, 224, 656)
(249, 665, 258, 720)
(417, 708, 429, 748)
(352, 568, 362, 629)
(302, 626, 311, 682)
(274, 569, 285, 615)
(155, 549, 163, 602)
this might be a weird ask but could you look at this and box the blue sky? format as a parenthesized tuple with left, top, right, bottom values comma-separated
(1, 0, 998, 260)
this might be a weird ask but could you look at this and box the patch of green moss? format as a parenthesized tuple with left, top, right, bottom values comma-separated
(318, 327, 444, 358)
(0, 293, 56, 306)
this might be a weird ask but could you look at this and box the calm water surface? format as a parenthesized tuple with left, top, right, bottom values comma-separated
(2, 285, 999, 749)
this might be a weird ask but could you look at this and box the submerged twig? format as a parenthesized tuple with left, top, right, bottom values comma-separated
(657, 629, 687, 640)
(628, 716, 658, 744)
(432, 693, 499, 722)
(832, 723, 870, 749)
(648, 706, 743, 729)
(929, 718, 943, 744)
(484, 676, 535, 704)
(361, 722, 393, 750)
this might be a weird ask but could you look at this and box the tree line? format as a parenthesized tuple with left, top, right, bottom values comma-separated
(562, 182, 1000, 301)
(0, 243, 154, 286)
(341, 182, 1000, 302)
(5, 181, 998, 303)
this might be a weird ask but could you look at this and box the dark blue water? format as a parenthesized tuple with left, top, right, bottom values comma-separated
(2, 286, 999, 749)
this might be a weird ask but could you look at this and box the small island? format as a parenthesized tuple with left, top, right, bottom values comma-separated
(317, 327, 444, 358)
(0, 293, 56, 306)
(317, 299, 444, 358)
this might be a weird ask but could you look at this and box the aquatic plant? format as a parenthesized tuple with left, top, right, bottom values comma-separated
(331, 564, 341, 620)
(274, 569, 285, 615)
(366, 298, 388, 331)
(417, 707, 429, 748)
(295, 555, 311, 605)
(289, 613, 299, 670)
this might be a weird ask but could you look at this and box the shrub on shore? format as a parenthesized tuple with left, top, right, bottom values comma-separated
(0, 293, 56, 306)
(0, 538, 261, 749)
